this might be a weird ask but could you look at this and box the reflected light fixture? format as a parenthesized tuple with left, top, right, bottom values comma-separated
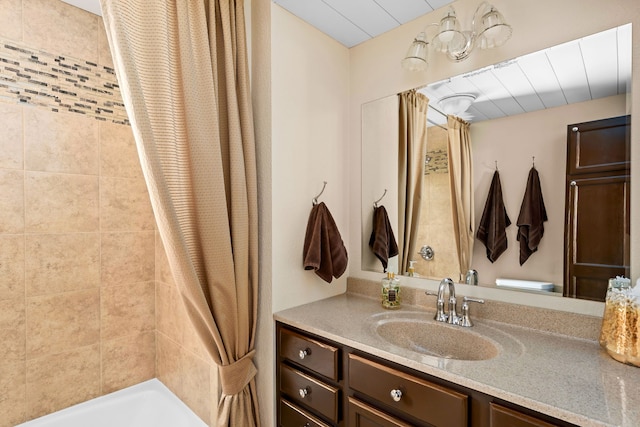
(438, 94, 476, 116)
(402, 1, 512, 71)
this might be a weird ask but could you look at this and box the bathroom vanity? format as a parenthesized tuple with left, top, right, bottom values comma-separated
(274, 291, 640, 427)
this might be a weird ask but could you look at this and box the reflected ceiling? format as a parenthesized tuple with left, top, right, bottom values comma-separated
(421, 24, 632, 126)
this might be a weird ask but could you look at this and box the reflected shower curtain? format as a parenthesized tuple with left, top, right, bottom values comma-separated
(398, 90, 429, 275)
(447, 115, 474, 280)
(100, 1, 259, 426)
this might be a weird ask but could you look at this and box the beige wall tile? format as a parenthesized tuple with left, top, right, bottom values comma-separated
(101, 281, 155, 340)
(26, 289, 99, 359)
(97, 21, 114, 68)
(101, 231, 155, 286)
(99, 121, 141, 178)
(23, 0, 99, 62)
(25, 233, 100, 296)
(156, 233, 175, 286)
(0, 298, 25, 363)
(157, 333, 212, 425)
(156, 281, 184, 344)
(0, 169, 24, 233)
(0, 234, 24, 300)
(25, 172, 99, 232)
(0, 361, 26, 427)
(0, 0, 22, 42)
(0, 103, 23, 169)
(102, 331, 155, 393)
(26, 345, 100, 420)
(100, 176, 155, 231)
(24, 109, 99, 175)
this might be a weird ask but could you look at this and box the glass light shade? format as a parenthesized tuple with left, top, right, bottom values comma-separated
(438, 14, 459, 43)
(476, 7, 512, 49)
(438, 94, 476, 116)
(401, 33, 429, 71)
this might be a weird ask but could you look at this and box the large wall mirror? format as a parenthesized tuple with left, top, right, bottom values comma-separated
(361, 24, 632, 302)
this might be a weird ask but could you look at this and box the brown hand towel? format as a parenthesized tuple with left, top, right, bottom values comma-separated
(516, 167, 547, 265)
(368, 205, 399, 270)
(303, 202, 348, 283)
(476, 171, 511, 263)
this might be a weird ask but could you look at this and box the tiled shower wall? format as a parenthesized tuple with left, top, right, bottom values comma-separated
(415, 126, 460, 280)
(0, 0, 217, 425)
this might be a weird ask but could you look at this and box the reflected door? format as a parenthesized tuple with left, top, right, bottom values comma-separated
(564, 116, 630, 301)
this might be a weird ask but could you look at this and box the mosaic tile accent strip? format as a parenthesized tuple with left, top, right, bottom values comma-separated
(425, 149, 448, 174)
(0, 38, 129, 125)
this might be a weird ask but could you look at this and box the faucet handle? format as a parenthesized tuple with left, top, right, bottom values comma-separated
(425, 291, 448, 322)
(460, 297, 484, 327)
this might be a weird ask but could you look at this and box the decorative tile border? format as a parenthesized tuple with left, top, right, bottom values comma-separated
(0, 37, 129, 125)
(425, 149, 448, 174)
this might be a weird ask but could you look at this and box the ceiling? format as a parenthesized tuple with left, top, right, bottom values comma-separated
(272, 0, 454, 47)
(61, 1, 630, 127)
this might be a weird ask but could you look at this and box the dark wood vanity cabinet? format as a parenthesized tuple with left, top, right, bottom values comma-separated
(276, 322, 575, 427)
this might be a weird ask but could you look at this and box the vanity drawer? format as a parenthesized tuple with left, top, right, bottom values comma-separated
(280, 363, 340, 423)
(348, 354, 468, 427)
(348, 397, 413, 427)
(490, 403, 560, 427)
(279, 327, 339, 381)
(279, 398, 331, 427)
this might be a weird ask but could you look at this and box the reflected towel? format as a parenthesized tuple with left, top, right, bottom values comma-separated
(517, 167, 547, 265)
(476, 171, 511, 263)
(303, 202, 348, 283)
(368, 205, 399, 270)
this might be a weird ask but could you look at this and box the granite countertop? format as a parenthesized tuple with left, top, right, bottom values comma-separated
(274, 292, 640, 427)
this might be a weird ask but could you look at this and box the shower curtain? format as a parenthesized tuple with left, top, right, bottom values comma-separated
(100, 1, 259, 426)
(398, 90, 429, 275)
(447, 115, 474, 280)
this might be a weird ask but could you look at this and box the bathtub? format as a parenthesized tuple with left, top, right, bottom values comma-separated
(16, 379, 208, 427)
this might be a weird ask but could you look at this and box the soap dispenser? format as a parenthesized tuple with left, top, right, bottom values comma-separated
(381, 271, 401, 309)
(407, 260, 416, 277)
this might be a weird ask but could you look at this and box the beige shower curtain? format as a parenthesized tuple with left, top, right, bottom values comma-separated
(398, 90, 429, 275)
(100, 1, 259, 426)
(447, 115, 474, 280)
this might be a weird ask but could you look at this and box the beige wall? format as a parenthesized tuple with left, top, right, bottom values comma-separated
(0, 1, 155, 424)
(347, 0, 640, 314)
(271, 4, 350, 313)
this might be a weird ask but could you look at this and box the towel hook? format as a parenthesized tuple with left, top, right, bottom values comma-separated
(532, 156, 536, 168)
(312, 181, 327, 205)
(373, 189, 387, 208)
(495, 160, 498, 171)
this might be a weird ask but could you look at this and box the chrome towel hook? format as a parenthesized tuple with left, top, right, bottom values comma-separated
(312, 181, 327, 205)
(373, 189, 387, 208)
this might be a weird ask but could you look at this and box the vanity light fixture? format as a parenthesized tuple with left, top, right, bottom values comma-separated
(402, 1, 512, 71)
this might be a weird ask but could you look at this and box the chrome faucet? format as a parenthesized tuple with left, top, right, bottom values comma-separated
(429, 278, 459, 325)
(464, 269, 478, 286)
(426, 278, 485, 327)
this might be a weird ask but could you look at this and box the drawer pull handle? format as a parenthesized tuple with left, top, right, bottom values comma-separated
(299, 387, 310, 398)
(390, 389, 402, 402)
(299, 348, 311, 360)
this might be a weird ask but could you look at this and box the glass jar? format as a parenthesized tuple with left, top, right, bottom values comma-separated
(599, 278, 640, 367)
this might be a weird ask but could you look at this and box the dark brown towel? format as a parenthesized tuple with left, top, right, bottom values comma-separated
(303, 202, 348, 283)
(516, 167, 547, 265)
(476, 171, 511, 263)
(368, 205, 399, 270)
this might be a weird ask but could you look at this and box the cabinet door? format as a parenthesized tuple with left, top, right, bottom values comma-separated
(490, 403, 559, 427)
(348, 397, 413, 427)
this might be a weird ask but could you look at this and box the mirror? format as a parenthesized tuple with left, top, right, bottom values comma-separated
(361, 24, 632, 300)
